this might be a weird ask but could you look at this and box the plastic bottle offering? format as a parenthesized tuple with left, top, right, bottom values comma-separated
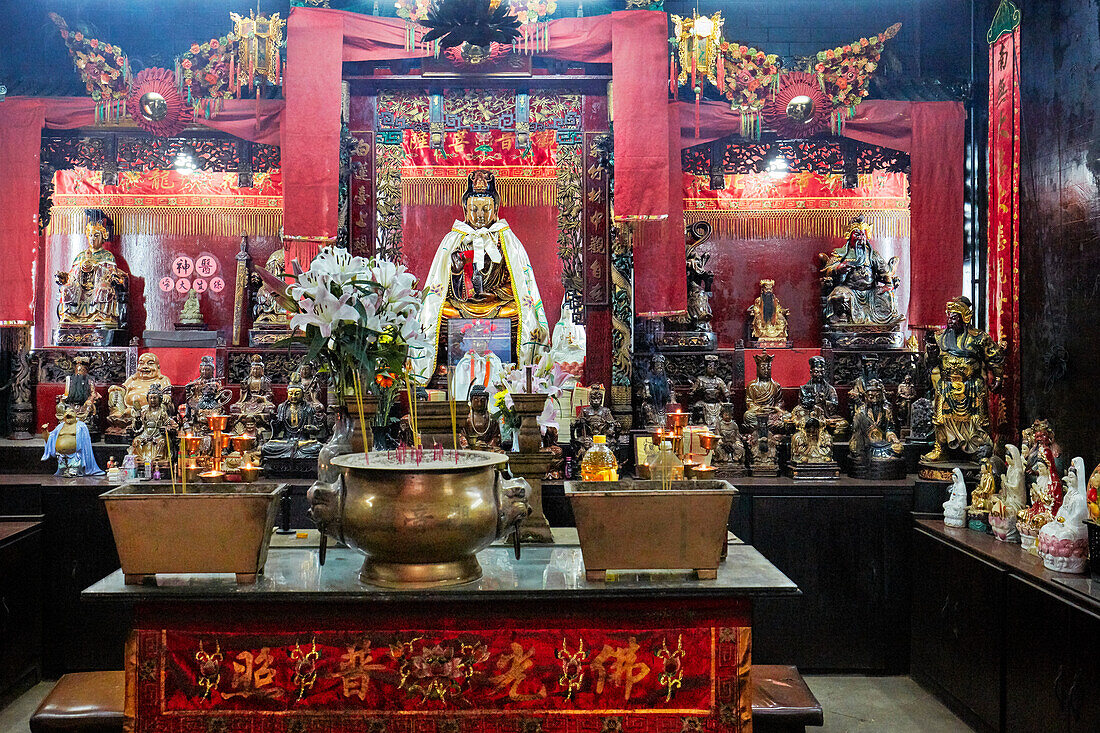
(580, 435, 619, 481)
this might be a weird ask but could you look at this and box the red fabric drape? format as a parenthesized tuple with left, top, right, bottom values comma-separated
(611, 11, 669, 221)
(0, 101, 45, 324)
(634, 102, 687, 317)
(909, 102, 965, 327)
(282, 8, 343, 249)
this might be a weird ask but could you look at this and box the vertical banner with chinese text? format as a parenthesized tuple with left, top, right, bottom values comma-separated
(988, 0, 1021, 438)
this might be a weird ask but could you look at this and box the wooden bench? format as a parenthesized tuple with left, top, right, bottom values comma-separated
(29, 671, 125, 733)
(752, 664, 824, 732)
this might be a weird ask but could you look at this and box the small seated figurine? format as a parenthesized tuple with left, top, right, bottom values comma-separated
(743, 351, 788, 432)
(459, 385, 503, 452)
(789, 390, 837, 471)
(943, 468, 968, 527)
(710, 403, 746, 472)
(967, 457, 997, 531)
(1018, 460, 1061, 554)
(231, 354, 276, 424)
(636, 381, 662, 430)
(991, 444, 1027, 543)
(800, 356, 848, 435)
(104, 385, 130, 443)
(570, 383, 618, 463)
(747, 279, 790, 346)
(454, 328, 506, 402)
(120, 353, 173, 413)
(1038, 456, 1089, 573)
(849, 379, 904, 463)
(293, 361, 327, 415)
(847, 353, 880, 413)
(129, 385, 177, 466)
(538, 297, 586, 388)
(183, 355, 224, 426)
(261, 382, 323, 461)
(225, 414, 262, 471)
(745, 413, 780, 477)
(179, 287, 204, 326)
(55, 356, 100, 438)
(689, 355, 731, 431)
(42, 408, 102, 477)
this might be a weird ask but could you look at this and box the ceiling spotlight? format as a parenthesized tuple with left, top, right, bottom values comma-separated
(173, 146, 198, 174)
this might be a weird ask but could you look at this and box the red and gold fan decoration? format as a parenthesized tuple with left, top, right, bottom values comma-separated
(126, 68, 193, 136)
(762, 72, 831, 138)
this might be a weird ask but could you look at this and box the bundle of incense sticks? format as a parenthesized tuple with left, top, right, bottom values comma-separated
(448, 366, 458, 463)
(352, 370, 369, 463)
(165, 428, 177, 493)
(404, 373, 421, 448)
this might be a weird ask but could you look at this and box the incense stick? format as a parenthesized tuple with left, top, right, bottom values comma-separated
(448, 366, 458, 463)
(352, 370, 369, 461)
(165, 429, 177, 494)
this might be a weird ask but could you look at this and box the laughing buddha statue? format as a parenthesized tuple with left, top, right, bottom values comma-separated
(412, 170, 548, 381)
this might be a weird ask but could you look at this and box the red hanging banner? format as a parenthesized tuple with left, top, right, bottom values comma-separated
(987, 0, 1021, 437)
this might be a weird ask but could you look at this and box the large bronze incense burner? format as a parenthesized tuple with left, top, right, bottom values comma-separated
(308, 450, 531, 588)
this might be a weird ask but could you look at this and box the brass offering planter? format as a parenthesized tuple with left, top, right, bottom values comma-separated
(565, 479, 736, 582)
(101, 481, 286, 585)
(310, 450, 531, 589)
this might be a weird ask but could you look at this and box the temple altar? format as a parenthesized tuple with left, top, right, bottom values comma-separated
(84, 541, 795, 732)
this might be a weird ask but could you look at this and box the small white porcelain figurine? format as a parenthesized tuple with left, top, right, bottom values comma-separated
(1038, 456, 1089, 574)
(991, 444, 1026, 543)
(943, 467, 968, 528)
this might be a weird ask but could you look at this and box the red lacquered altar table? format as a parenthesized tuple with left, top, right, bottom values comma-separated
(83, 541, 796, 732)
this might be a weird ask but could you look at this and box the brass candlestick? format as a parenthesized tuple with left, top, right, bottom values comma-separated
(200, 414, 229, 482)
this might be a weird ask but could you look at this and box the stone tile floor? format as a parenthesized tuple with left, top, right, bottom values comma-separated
(1, 676, 971, 732)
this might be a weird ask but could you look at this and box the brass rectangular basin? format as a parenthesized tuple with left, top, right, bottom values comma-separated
(565, 479, 737, 581)
(100, 482, 285, 585)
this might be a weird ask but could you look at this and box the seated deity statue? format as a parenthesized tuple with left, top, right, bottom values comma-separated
(636, 381, 662, 430)
(799, 356, 848, 435)
(689, 355, 731, 431)
(55, 356, 100, 434)
(129, 385, 177, 465)
(789, 391, 835, 465)
(848, 354, 881, 412)
(261, 382, 323, 461)
(747, 279, 790, 345)
(413, 170, 548, 381)
(849, 379, 904, 461)
(120, 353, 174, 414)
(459, 386, 504, 452)
(746, 414, 781, 475)
(453, 323, 506, 402)
(104, 385, 130, 441)
(538, 297, 586, 388)
(570, 384, 618, 463)
(225, 413, 262, 471)
(819, 215, 901, 327)
(743, 351, 788, 431)
(184, 355, 222, 421)
(292, 361, 326, 415)
(55, 210, 128, 330)
(711, 403, 746, 468)
(250, 249, 291, 329)
(231, 354, 276, 422)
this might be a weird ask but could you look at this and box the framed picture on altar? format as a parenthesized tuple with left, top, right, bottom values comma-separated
(446, 318, 513, 367)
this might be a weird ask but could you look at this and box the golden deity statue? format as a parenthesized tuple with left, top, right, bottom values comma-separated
(118, 353, 174, 413)
(922, 296, 1005, 463)
(744, 351, 787, 430)
(413, 170, 548, 380)
(747, 279, 790, 345)
(55, 210, 128, 329)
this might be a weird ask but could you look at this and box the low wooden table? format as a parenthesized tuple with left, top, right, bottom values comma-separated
(84, 543, 796, 732)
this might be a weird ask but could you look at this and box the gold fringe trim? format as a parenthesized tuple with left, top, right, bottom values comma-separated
(685, 209, 910, 239)
(45, 206, 283, 238)
(400, 177, 555, 207)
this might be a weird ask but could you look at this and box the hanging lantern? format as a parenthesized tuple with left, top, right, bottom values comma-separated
(230, 11, 284, 91)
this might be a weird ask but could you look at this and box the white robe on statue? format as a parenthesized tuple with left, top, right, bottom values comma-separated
(413, 218, 548, 380)
(453, 350, 506, 402)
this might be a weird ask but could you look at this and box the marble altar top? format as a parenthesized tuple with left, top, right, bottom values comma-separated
(83, 544, 798, 604)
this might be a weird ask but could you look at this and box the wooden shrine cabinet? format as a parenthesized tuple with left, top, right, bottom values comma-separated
(733, 476, 916, 673)
(0, 520, 43, 697)
(912, 519, 1100, 733)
